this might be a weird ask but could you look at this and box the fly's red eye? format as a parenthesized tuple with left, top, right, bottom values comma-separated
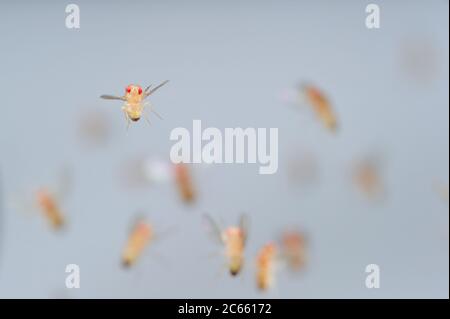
(126, 86, 132, 93)
(138, 87, 143, 95)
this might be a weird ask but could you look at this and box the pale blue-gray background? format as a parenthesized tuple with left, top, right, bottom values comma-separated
(0, 0, 448, 298)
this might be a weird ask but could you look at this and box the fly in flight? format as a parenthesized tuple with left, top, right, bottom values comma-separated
(100, 80, 169, 128)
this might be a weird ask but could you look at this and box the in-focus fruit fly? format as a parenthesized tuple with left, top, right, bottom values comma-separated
(203, 214, 249, 276)
(256, 242, 277, 291)
(122, 218, 153, 268)
(100, 80, 169, 128)
(301, 84, 337, 132)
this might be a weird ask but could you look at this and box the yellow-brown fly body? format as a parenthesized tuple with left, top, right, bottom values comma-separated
(174, 163, 196, 204)
(256, 242, 277, 291)
(36, 189, 64, 229)
(100, 80, 168, 127)
(302, 84, 337, 132)
(203, 214, 249, 276)
(122, 219, 152, 268)
(281, 231, 306, 271)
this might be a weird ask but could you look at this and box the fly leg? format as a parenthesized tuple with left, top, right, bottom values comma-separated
(141, 103, 152, 126)
(143, 107, 152, 126)
(143, 113, 152, 126)
(144, 101, 163, 121)
(150, 103, 163, 120)
(151, 108, 163, 120)
(122, 106, 131, 130)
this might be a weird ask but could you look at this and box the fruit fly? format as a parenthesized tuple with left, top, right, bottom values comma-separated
(30, 170, 71, 230)
(353, 156, 383, 200)
(100, 80, 169, 128)
(36, 189, 65, 229)
(122, 218, 153, 268)
(433, 181, 449, 203)
(203, 214, 249, 276)
(120, 159, 197, 203)
(120, 156, 173, 188)
(287, 150, 318, 187)
(301, 84, 337, 132)
(280, 230, 307, 271)
(174, 164, 196, 204)
(256, 242, 278, 291)
(78, 109, 111, 147)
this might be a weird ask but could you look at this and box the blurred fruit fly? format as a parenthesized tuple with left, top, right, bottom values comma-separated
(119, 159, 197, 204)
(280, 230, 307, 271)
(122, 218, 153, 268)
(28, 169, 71, 230)
(120, 156, 173, 188)
(100, 80, 169, 128)
(301, 84, 338, 132)
(256, 242, 277, 291)
(287, 151, 318, 187)
(78, 109, 111, 147)
(36, 189, 65, 229)
(434, 181, 449, 203)
(203, 214, 249, 276)
(174, 163, 196, 204)
(353, 156, 383, 200)
(399, 37, 438, 84)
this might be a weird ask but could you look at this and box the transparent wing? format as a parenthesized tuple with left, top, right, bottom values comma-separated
(239, 213, 249, 245)
(151, 108, 163, 120)
(144, 84, 153, 94)
(144, 102, 164, 120)
(100, 94, 125, 101)
(202, 213, 225, 245)
(145, 80, 169, 98)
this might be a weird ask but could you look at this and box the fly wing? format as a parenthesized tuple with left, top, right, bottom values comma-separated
(239, 213, 249, 246)
(202, 214, 225, 245)
(100, 94, 126, 101)
(145, 80, 169, 98)
(144, 84, 153, 94)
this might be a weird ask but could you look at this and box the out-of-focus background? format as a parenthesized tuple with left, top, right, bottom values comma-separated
(0, 0, 448, 298)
